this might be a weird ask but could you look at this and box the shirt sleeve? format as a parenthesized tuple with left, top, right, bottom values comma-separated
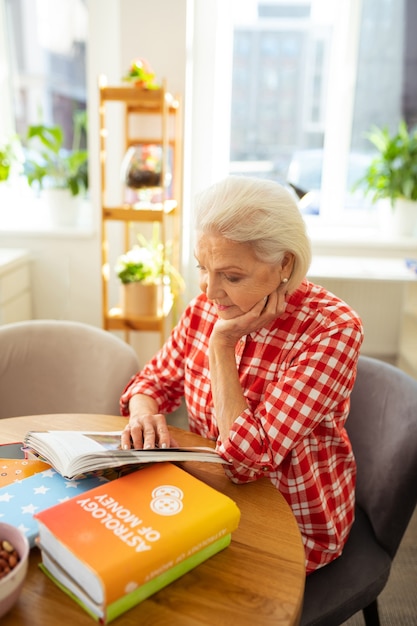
(216, 319, 364, 482)
(119, 304, 192, 416)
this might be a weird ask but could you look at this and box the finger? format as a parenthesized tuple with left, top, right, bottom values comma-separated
(142, 424, 156, 449)
(121, 424, 133, 450)
(148, 414, 170, 449)
(274, 286, 288, 315)
(260, 295, 270, 313)
(141, 413, 168, 449)
(156, 421, 171, 449)
(260, 290, 277, 314)
(253, 295, 270, 315)
(130, 422, 146, 449)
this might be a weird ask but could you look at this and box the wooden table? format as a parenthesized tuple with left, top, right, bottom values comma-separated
(0, 414, 306, 626)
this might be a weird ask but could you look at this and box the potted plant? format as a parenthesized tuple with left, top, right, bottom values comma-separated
(0, 135, 24, 183)
(0, 135, 24, 207)
(122, 58, 159, 89)
(115, 228, 184, 318)
(0, 140, 14, 183)
(23, 111, 88, 226)
(354, 120, 417, 236)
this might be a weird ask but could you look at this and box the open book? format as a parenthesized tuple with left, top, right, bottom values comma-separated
(23, 430, 227, 480)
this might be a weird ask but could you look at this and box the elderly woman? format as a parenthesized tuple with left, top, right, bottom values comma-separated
(120, 176, 364, 574)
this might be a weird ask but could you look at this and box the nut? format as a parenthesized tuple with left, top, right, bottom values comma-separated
(0, 539, 20, 579)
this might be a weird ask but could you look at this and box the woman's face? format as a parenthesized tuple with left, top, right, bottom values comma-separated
(195, 233, 290, 319)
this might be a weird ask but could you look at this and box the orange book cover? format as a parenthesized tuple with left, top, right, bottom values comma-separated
(0, 458, 51, 487)
(35, 462, 240, 622)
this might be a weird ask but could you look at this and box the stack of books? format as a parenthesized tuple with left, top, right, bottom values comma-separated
(1, 431, 240, 621)
(34, 462, 241, 623)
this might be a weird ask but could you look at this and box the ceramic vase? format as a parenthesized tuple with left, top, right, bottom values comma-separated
(378, 198, 417, 237)
(121, 282, 164, 317)
(42, 188, 81, 227)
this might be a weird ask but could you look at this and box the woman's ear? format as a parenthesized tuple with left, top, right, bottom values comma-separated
(281, 252, 295, 276)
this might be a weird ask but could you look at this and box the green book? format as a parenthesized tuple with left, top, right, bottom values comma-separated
(34, 463, 240, 623)
(39, 533, 231, 623)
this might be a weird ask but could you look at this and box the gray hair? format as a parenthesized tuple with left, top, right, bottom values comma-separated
(194, 176, 311, 292)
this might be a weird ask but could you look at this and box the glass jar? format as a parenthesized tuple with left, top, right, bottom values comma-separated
(120, 144, 170, 205)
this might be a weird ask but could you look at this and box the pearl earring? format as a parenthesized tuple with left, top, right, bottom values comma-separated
(281, 277, 289, 285)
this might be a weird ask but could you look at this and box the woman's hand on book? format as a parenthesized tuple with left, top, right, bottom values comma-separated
(121, 414, 171, 450)
(122, 394, 173, 450)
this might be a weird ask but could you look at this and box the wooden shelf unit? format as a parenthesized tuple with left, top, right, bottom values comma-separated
(99, 76, 183, 346)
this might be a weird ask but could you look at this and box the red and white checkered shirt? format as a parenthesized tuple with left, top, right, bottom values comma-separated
(120, 278, 364, 573)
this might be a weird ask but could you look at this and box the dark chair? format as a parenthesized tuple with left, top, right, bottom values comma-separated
(0, 319, 140, 418)
(301, 355, 417, 626)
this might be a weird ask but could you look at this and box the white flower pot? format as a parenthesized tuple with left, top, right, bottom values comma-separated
(378, 198, 417, 237)
(43, 189, 81, 227)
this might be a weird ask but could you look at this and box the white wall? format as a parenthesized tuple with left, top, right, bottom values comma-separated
(1, 230, 100, 324)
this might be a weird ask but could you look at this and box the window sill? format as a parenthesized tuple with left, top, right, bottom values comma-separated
(0, 186, 95, 238)
(305, 218, 417, 257)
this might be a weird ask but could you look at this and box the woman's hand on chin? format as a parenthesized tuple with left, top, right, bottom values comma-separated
(211, 284, 287, 346)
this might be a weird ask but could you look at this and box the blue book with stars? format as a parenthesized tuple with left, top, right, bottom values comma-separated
(0, 468, 106, 547)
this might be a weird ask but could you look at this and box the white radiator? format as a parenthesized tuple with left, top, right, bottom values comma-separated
(307, 256, 415, 359)
(309, 277, 403, 358)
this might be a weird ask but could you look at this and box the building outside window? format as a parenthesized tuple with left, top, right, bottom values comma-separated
(2, 0, 416, 235)
(2, 0, 87, 153)
(228, 0, 417, 222)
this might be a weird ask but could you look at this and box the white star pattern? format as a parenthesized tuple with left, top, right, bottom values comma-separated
(21, 503, 38, 514)
(0, 471, 106, 547)
(34, 485, 51, 495)
(41, 469, 57, 478)
(18, 523, 30, 534)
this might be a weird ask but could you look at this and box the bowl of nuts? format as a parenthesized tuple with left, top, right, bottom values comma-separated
(0, 523, 30, 619)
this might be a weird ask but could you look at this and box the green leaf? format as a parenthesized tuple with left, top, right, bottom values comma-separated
(23, 115, 88, 196)
(354, 120, 417, 203)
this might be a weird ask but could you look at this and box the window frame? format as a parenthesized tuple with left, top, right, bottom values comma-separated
(1, 0, 416, 256)
(226, 0, 414, 240)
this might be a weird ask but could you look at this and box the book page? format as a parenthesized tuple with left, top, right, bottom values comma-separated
(24, 430, 226, 479)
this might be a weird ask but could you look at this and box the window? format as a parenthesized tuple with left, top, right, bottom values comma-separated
(228, 0, 416, 225)
(2, 0, 87, 150)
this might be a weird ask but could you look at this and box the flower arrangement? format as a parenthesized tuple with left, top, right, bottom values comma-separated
(122, 58, 159, 90)
(115, 243, 162, 285)
(115, 228, 185, 296)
